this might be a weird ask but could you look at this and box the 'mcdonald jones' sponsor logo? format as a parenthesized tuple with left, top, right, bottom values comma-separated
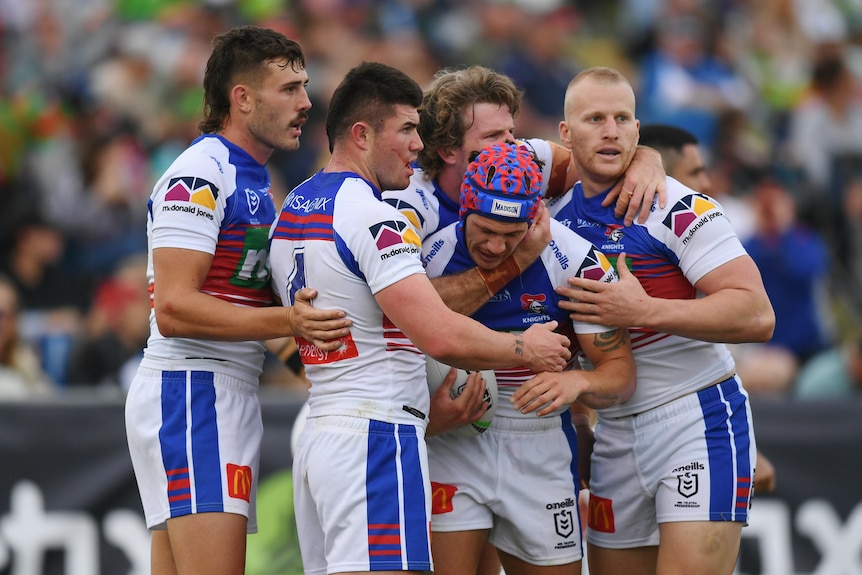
(163, 177, 219, 220)
(384, 197, 425, 232)
(227, 464, 252, 502)
(369, 220, 421, 260)
(662, 193, 722, 243)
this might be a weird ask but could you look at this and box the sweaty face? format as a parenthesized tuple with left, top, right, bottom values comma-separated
(464, 214, 528, 271)
(671, 143, 712, 195)
(247, 58, 312, 154)
(371, 104, 424, 192)
(559, 77, 639, 195)
(453, 102, 517, 177)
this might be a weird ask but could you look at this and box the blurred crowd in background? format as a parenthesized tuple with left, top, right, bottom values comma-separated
(1, 0, 861, 400)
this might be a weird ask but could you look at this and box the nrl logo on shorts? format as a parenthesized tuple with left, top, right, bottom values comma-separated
(676, 471, 699, 498)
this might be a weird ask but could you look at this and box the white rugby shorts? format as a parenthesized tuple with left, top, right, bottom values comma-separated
(428, 412, 584, 566)
(293, 415, 433, 575)
(125, 367, 262, 532)
(586, 375, 756, 548)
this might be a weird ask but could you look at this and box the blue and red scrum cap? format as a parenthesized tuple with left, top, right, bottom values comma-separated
(460, 143, 543, 225)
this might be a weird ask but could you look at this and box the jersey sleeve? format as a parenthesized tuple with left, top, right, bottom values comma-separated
(382, 178, 440, 241)
(649, 186, 748, 286)
(336, 180, 427, 295)
(149, 148, 229, 254)
(517, 138, 554, 195)
(421, 223, 459, 278)
(544, 220, 619, 335)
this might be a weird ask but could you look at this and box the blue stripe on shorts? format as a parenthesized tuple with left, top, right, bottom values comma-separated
(366, 419, 431, 571)
(159, 370, 223, 517)
(697, 376, 753, 522)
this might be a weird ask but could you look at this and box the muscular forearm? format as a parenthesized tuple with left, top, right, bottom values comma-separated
(638, 290, 774, 343)
(424, 314, 529, 371)
(431, 269, 496, 316)
(156, 292, 291, 341)
(431, 256, 522, 316)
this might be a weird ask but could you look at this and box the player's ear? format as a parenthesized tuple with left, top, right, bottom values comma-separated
(439, 146, 459, 166)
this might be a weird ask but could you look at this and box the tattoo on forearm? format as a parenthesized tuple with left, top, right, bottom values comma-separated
(593, 328, 627, 352)
(514, 337, 524, 356)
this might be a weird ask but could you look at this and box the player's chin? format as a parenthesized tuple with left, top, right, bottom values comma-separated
(382, 173, 412, 192)
(279, 135, 302, 152)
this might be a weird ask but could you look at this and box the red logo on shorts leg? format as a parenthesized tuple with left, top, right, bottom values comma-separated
(588, 493, 616, 533)
(431, 482, 458, 514)
(226, 464, 252, 501)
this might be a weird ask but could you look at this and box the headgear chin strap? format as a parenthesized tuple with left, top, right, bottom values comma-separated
(460, 142, 543, 225)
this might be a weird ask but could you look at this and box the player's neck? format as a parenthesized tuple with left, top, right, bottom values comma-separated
(435, 166, 463, 203)
(325, 153, 379, 190)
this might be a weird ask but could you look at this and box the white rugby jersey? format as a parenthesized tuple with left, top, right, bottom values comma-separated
(270, 171, 431, 426)
(547, 177, 743, 418)
(422, 218, 618, 418)
(382, 138, 555, 240)
(140, 134, 275, 381)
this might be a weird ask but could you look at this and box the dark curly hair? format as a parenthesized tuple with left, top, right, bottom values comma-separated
(199, 26, 306, 134)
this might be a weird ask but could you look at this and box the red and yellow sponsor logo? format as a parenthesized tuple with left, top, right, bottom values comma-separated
(431, 481, 458, 515)
(226, 463, 252, 502)
(588, 493, 616, 533)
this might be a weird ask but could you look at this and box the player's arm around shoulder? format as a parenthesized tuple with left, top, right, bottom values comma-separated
(423, 201, 553, 316)
(375, 273, 570, 373)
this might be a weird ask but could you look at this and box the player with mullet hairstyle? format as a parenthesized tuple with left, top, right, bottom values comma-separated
(124, 26, 351, 575)
(268, 62, 572, 575)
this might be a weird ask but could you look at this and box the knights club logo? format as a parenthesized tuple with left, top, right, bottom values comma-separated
(605, 224, 624, 243)
(520, 293, 548, 314)
(677, 472, 699, 498)
(662, 193, 718, 237)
